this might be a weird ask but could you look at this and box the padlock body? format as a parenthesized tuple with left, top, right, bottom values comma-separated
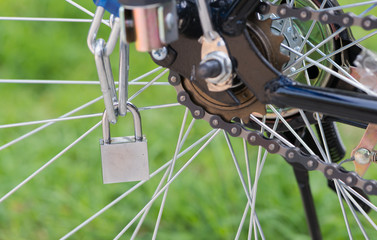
(100, 136, 149, 184)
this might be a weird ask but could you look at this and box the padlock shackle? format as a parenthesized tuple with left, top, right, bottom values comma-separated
(126, 102, 143, 141)
(102, 102, 143, 144)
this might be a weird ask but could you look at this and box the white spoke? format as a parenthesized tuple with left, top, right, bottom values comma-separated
(0, 17, 102, 23)
(283, 3, 375, 75)
(297, 0, 328, 53)
(139, 103, 181, 111)
(320, 0, 377, 11)
(61, 159, 172, 240)
(249, 114, 294, 147)
(62, 128, 218, 239)
(64, 0, 110, 26)
(130, 67, 164, 83)
(342, 184, 377, 212)
(152, 109, 190, 239)
(130, 165, 172, 240)
(128, 69, 169, 101)
(114, 129, 221, 239)
(224, 132, 253, 204)
(0, 121, 102, 203)
(0, 104, 179, 129)
(0, 67, 166, 151)
(0, 113, 102, 129)
(0, 95, 103, 151)
(335, 181, 365, 239)
(343, 187, 377, 231)
(268, 105, 315, 155)
(282, 43, 377, 96)
(236, 203, 250, 240)
(0, 79, 169, 86)
(250, 118, 279, 238)
(290, 30, 377, 77)
(302, 38, 360, 86)
(132, 110, 194, 239)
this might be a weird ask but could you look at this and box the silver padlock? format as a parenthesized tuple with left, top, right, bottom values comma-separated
(100, 102, 149, 184)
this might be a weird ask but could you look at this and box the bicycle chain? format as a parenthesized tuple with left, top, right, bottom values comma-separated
(259, 2, 377, 30)
(168, 69, 377, 195)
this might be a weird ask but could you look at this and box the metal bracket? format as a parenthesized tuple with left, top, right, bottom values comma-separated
(88, 6, 130, 123)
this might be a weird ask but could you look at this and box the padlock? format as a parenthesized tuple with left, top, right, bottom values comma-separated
(100, 102, 149, 184)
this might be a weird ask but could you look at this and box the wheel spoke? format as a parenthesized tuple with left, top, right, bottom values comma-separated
(224, 131, 253, 204)
(0, 121, 102, 203)
(290, 30, 377, 77)
(0, 17, 101, 23)
(152, 109, 190, 239)
(249, 118, 279, 237)
(235, 203, 251, 240)
(320, 0, 377, 12)
(114, 129, 221, 239)
(128, 69, 169, 101)
(282, 43, 377, 96)
(283, 3, 376, 75)
(62, 128, 218, 239)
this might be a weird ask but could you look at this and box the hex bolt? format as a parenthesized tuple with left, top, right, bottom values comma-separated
(326, 168, 334, 176)
(179, 95, 186, 102)
(288, 152, 295, 159)
(212, 119, 219, 126)
(151, 47, 168, 61)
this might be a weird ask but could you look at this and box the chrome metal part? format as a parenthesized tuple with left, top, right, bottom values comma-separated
(355, 148, 377, 165)
(87, 7, 106, 54)
(118, 38, 130, 116)
(151, 47, 168, 60)
(89, 6, 131, 120)
(200, 51, 233, 90)
(100, 103, 149, 184)
(200, 36, 233, 91)
(94, 39, 118, 124)
(158, 0, 179, 44)
(196, 0, 218, 41)
(271, 19, 303, 71)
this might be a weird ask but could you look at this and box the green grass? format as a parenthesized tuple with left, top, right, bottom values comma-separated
(0, 0, 377, 239)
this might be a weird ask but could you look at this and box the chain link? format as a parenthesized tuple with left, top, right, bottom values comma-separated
(260, 2, 377, 30)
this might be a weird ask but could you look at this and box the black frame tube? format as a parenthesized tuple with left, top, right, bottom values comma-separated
(267, 77, 377, 124)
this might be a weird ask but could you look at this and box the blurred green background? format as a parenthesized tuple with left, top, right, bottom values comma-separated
(0, 0, 376, 239)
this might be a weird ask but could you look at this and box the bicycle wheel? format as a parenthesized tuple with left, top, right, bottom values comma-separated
(0, 0, 377, 239)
